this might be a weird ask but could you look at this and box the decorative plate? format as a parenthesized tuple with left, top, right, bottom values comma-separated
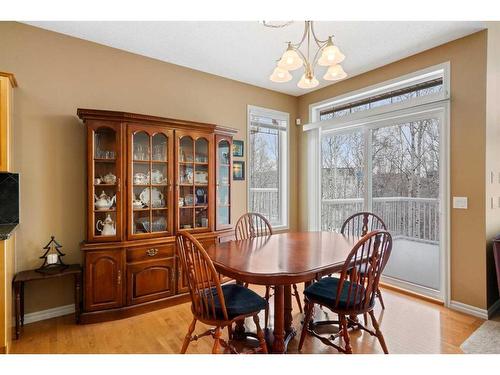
(139, 187, 165, 208)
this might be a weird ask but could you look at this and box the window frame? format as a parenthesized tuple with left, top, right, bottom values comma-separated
(247, 105, 289, 230)
(306, 62, 450, 132)
(303, 62, 450, 303)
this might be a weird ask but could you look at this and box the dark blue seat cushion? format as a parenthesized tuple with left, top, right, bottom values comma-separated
(304, 277, 366, 310)
(212, 284, 267, 319)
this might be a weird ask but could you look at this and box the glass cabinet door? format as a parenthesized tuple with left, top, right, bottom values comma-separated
(216, 136, 232, 230)
(176, 132, 212, 232)
(89, 124, 122, 241)
(128, 125, 172, 239)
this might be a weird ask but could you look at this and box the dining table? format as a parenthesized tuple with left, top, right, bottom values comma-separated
(205, 231, 360, 354)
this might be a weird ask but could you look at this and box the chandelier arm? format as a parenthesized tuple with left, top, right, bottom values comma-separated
(311, 21, 330, 48)
(311, 40, 330, 67)
(290, 20, 309, 49)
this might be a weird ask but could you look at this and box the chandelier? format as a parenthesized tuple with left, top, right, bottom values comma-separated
(267, 21, 347, 89)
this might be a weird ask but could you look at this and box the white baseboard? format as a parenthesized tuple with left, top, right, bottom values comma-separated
(488, 298, 500, 318)
(449, 300, 488, 319)
(17, 304, 75, 325)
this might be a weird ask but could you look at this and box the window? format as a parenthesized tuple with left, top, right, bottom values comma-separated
(305, 62, 450, 300)
(319, 78, 443, 121)
(247, 106, 289, 228)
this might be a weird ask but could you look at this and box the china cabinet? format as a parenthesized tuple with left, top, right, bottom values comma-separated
(79, 109, 236, 323)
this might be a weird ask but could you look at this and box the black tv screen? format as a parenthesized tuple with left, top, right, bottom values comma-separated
(0, 172, 19, 224)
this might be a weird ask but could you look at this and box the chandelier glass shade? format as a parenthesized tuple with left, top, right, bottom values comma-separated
(267, 21, 347, 89)
(269, 66, 293, 82)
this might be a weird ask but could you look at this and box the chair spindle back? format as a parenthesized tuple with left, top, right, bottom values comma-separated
(336, 230, 392, 312)
(235, 212, 273, 240)
(176, 232, 228, 321)
(341, 212, 387, 237)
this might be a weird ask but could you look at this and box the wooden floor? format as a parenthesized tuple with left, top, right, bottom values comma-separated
(10, 285, 484, 354)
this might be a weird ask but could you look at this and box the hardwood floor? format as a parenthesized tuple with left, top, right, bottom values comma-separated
(9, 285, 483, 354)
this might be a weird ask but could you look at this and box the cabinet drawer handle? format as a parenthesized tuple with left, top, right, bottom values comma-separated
(146, 248, 159, 257)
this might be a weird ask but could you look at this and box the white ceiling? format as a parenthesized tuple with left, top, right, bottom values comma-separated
(24, 21, 485, 96)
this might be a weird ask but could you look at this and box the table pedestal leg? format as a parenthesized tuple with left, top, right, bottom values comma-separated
(234, 280, 246, 339)
(284, 285, 293, 334)
(272, 285, 285, 353)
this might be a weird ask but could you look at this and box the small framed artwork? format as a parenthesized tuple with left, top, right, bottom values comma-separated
(233, 140, 244, 157)
(233, 161, 245, 181)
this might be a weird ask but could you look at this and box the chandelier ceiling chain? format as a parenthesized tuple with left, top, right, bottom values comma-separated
(267, 21, 347, 89)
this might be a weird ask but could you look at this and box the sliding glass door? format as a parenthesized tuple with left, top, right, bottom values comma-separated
(320, 110, 445, 298)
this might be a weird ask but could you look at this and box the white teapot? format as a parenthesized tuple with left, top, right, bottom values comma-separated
(94, 191, 116, 210)
(96, 214, 116, 236)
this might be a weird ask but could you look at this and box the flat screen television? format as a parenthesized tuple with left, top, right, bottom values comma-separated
(0, 172, 19, 224)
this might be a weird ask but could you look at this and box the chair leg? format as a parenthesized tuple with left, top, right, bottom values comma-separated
(180, 317, 197, 354)
(227, 324, 233, 340)
(369, 310, 388, 354)
(292, 284, 303, 313)
(212, 326, 222, 354)
(339, 314, 352, 354)
(377, 287, 385, 309)
(298, 301, 314, 351)
(253, 314, 268, 354)
(264, 285, 271, 330)
(363, 312, 368, 326)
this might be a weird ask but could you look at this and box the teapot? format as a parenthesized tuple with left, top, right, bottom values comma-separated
(94, 191, 116, 210)
(96, 214, 116, 236)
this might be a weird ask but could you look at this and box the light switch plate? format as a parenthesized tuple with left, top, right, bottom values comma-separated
(453, 196, 468, 209)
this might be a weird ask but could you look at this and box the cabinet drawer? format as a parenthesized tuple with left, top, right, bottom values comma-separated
(126, 244, 175, 263)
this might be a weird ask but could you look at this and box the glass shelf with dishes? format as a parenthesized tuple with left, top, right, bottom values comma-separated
(176, 134, 211, 231)
(88, 125, 122, 241)
(129, 128, 171, 238)
(215, 137, 232, 229)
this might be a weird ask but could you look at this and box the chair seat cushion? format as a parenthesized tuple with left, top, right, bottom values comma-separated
(304, 277, 366, 310)
(213, 284, 267, 320)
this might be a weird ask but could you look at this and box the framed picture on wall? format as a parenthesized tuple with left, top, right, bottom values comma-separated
(232, 140, 244, 157)
(233, 161, 245, 181)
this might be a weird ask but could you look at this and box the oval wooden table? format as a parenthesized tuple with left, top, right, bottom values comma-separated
(205, 231, 359, 353)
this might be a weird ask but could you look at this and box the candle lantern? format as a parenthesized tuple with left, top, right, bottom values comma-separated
(36, 236, 68, 274)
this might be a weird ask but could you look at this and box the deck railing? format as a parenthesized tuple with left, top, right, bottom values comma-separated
(249, 189, 439, 243)
(249, 187, 280, 224)
(321, 197, 440, 243)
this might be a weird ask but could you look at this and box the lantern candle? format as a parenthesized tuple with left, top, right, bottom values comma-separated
(47, 253, 58, 265)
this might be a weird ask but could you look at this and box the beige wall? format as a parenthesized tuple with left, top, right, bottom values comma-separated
(297, 31, 489, 309)
(0, 22, 298, 313)
(486, 23, 500, 307)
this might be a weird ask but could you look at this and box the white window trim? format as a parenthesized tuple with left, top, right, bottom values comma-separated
(247, 105, 289, 230)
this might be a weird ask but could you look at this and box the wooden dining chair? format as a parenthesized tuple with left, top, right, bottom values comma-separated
(177, 232, 268, 354)
(341, 212, 387, 311)
(298, 230, 393, 354)
(235, 213, 303, 329)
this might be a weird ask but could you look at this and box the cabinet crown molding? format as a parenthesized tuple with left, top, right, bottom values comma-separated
(77, 108, 237, 135)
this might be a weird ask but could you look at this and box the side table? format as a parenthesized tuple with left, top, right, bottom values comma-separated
(12, 264, 82, 339)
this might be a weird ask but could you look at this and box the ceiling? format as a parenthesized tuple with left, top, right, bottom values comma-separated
(24, 21, 485, 96)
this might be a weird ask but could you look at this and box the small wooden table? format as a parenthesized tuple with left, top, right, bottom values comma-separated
(205, 232, 359, 353)
(12, 264, 82, 339)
